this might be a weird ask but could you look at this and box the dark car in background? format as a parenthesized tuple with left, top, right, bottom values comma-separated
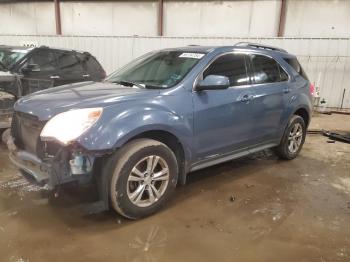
(0, 45, 106, 134)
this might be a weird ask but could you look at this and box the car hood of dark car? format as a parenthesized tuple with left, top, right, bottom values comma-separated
(14, 81, 161, 121)
(0, 71, 16, 82)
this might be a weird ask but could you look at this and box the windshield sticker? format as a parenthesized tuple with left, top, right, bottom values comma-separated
(179, 53, 205, 59)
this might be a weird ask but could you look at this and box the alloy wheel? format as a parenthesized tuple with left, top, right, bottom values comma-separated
(126, 155, 169, 207)
(288, 123, 303, 153)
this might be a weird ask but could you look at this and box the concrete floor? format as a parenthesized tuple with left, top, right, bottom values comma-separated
(0, 114, 349, 262)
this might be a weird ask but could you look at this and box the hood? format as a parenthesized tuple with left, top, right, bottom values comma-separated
(0, 71, 15, 82)
(14, 81, 160, 120)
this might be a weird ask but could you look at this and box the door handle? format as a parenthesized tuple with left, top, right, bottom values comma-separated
(82, 74, 90, 78)
(50, 75, 60, 79)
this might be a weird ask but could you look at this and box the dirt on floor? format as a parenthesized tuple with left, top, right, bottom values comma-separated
(0, 114, 349, 262)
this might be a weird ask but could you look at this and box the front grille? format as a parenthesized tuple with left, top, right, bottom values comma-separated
(12, 112, 46, 156)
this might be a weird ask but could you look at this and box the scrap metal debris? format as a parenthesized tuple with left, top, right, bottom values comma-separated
(323, 131, 350, 144)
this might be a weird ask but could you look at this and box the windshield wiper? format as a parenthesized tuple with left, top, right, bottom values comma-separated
(111, 80, 146, 89)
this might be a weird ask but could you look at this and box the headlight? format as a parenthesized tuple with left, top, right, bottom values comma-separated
(40, 108, 103, 145)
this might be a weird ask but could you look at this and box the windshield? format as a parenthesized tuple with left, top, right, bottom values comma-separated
(0, 49, 29, 70)
(106, 51, 205, 89)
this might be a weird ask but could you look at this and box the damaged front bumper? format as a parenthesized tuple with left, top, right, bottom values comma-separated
(9, 149, 50, 186)
(7, 135, 96, 189)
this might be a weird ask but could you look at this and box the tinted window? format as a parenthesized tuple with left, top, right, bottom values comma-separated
(56, 51, 83, 72)
(204, 54, 249, 86)
(284, 58, 309, 80)
(86, 56, 102, 72)
(26, 50, 57, 71)
(0, 48, 28, 69)
(251, 54, 287, 84)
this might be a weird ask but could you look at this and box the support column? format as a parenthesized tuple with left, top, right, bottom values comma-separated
(54, 0, 62, 35)
(278, 0, 286, 37)
(158, 0, 164, 36)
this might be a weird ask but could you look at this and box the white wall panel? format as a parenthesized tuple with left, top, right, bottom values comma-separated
(164, 1, 280, 37)
(60, 1, 157, 36)
(0, 3, 55, 35)
(284, 0, 350, 38)
(1, 1, 350, 38)
(0, 35, 349, 109)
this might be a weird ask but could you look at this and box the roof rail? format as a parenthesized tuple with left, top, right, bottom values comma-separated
(234, 42, 287, 53)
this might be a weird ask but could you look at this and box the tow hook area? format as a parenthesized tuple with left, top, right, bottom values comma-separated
(69, 152, 94, 175)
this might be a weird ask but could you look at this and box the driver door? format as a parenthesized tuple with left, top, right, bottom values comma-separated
(193, 53, 255, 161)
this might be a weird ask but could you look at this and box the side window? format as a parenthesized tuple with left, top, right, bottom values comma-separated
(56, 51, 83, 73)
(25, 50, 57, 71)
(284, 57, 309, 80)
(86, 56, 102, 73)
(203, 54, 249, 86)
(251, 54, 287, 84)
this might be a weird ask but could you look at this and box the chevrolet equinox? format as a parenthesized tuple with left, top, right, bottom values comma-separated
(6, 43, 313, 219)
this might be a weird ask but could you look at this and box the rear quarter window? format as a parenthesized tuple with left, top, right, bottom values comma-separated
(77, 53, 105, 79)
(86, 56, 103, 72)
(284, 58, 309, 80)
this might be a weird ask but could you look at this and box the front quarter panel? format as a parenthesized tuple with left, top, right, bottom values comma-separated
(77, 91, 194, 161)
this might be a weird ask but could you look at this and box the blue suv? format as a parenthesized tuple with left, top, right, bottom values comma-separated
(6, 43, 313, 219)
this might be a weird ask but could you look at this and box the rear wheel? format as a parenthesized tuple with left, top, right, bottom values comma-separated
(275, 115, 306, 160)
(106, 139, 178, 219)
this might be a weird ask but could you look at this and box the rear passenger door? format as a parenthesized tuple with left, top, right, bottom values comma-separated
(55, 51, 86, 86)
(247, 53, 290, 144)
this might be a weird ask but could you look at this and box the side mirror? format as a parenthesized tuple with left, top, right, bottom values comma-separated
(196, 75, 230, 91)
(21, 64, 40, 73)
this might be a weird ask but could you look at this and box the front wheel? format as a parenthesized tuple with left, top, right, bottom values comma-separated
(274, 115, 306, 160)
(106, 139, 178, 219)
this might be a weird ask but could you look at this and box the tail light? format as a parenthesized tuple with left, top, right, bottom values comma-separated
(309, 83, 315, 96)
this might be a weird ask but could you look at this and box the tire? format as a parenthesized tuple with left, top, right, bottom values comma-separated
(105, 138, 178, 219)
(274, 115, 306, 160)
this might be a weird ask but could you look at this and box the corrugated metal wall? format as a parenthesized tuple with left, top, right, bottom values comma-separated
(1, 35, 349, 109)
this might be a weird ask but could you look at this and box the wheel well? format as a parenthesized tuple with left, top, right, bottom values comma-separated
(128, 130, 186, 185)
(294, 108, 310, 127)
